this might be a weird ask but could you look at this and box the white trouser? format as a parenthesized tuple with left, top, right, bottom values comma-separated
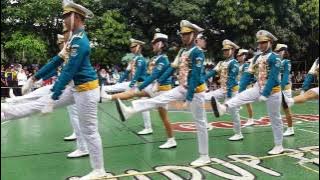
(143, 83, 157, 98)
(140, 83, 169, 130)
(138, 83, 155, 129)
(143, 83, 168, 108)
(73, 88, 104, 170)
(3, 86, 75, 120)
(7, 84, 87, 150)
(102, 82, 130, 93)
(141, 104, 151, 129)
(132, 85, 208, 155)
(225, 83, 283, 146)
(282, 89, 292, 99)
(205, 88, 240, 134)
(102, 82, 152, 129)
(67, 105, 88, 152)
(311, 87, 319, 95)
(10, 84, 53, 103)
(3, 87, 104, 170)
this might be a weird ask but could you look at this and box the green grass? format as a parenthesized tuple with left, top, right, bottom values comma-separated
(1, 100, 319, 180)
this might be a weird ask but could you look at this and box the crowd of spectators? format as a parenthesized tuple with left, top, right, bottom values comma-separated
(1, 64, 43, 97)
(1, 63, 317, 98)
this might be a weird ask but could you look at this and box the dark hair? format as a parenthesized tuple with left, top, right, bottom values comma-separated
(276, 47, 290, 58)
(234, 49, 239, 57)
(153, 38, 168, 52)
(246, 51, 254, 60)
(283, 49, 290, 59)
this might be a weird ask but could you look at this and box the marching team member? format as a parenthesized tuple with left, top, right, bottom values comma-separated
(102, 32, 177, 148)
(100, 39, 145, 94)
(205, 39, 241, 141)
(195, 33, 212, 129)
(211, 30, 285, 155)
(301, 58, 319, 94)
(4, 29, 89, 157)
(115, 20, 211, 166)
(236, 49, 256, 126)
(2, 2, 107, 179)
(101, 38, 153, 135)
(41, 2, 106, 179)
(283, 57, 319, 107)
(136, 32, 176, 148)
(274, 44, 294, 136)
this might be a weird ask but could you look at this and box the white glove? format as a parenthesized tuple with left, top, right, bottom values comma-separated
(258, 95, 268, 101)
(300, 90, 305, 95)
(134, 88, 141, 94)
(58, 43, 69, 60)
(21, 77, 35, 95)
(152, 82, 159, 93)
(171, 56, 180, 68)
(41, 97, 55, 114)
(34, 79, 43, 88)
(126, 63, 132, 71)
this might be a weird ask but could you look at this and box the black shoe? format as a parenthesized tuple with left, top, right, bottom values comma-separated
(211, 96, 220, 117)
(115, 99, 126, 122)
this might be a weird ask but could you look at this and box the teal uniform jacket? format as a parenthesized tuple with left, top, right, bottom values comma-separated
(280, 59, 291, 90)
(34, 56, 62, 80)
(204, 69, 216, 81)
(50, 28, 97, 100)
(239, 62, 256, 93)
(226, 58, 239, 98)
(253, 50, 281, 97)
(118, 57, 138, 83)
(155, 45, 205, 101)
(43, 70, 58, 81)
(186, 46, 205, 101)
(118, 70, 130, 83)
(129, 55, 148, 87)
(157, 66, 175, 84)
(204, 58, 239, 98)
(302, 74, 315, 91)
(157, 48, 189, 84)
(138, 54, 171, 90)
(302, 58, 318, 91)
(185, 46, 205, 101)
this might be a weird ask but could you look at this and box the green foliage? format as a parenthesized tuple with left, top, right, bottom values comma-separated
(168, 0, 209, 21)
(4, 31, 47, 64)
(87, 10, 131, 64)
(1, 0, 319, 68)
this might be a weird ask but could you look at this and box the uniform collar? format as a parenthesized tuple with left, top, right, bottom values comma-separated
(225, 56, 234, 62)
(261, 48, 272, 55)
(196, 45, 206, 52)
(156, 52, 164, 57)
(238, 61, 244, 66)
(186, 43, 196, 51)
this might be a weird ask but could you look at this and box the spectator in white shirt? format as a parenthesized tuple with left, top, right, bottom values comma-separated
(17, 67, 28, 96)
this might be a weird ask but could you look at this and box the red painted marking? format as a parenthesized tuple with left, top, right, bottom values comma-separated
(172, 114, 319, 132)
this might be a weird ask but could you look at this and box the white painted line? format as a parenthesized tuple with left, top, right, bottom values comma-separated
(297, 128, 319, 134)
(1, 121, 9, 125)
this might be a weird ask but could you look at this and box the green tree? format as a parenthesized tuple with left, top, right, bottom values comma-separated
(2, 0, 62, 57)
(1, 0, 318, 68)
(87, 10, 131, 65)
(4, 31, 47, 64)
